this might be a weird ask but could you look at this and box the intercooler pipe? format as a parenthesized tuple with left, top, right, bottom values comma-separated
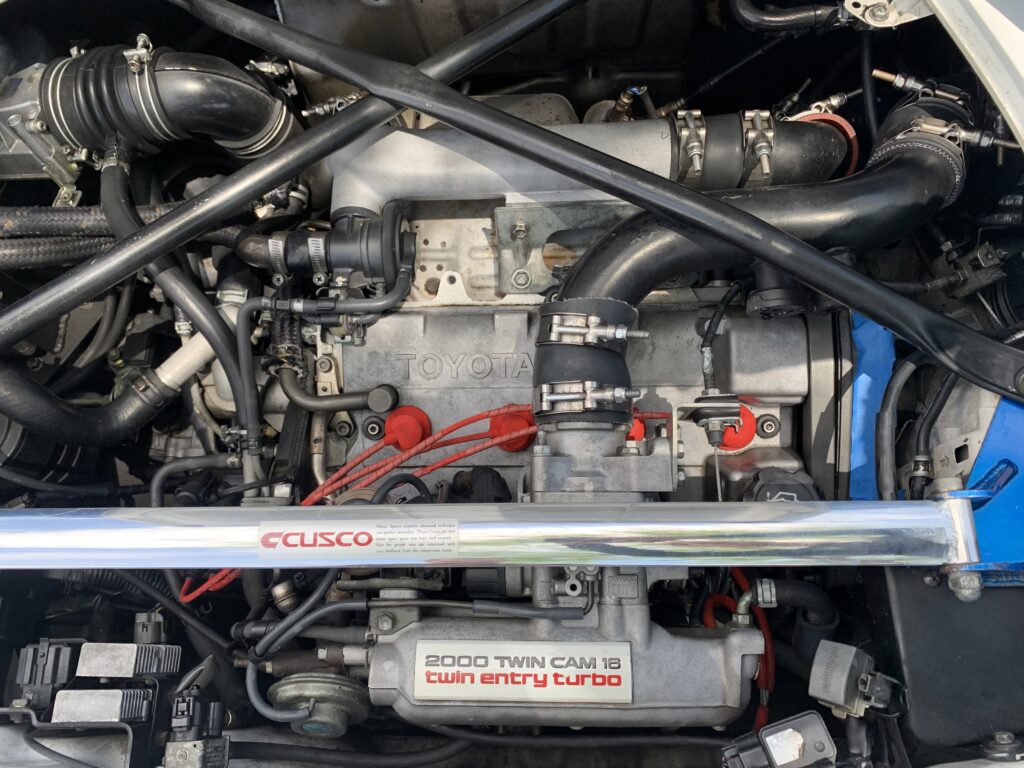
(537, 101, 968, 419)
(325, 118, 846, 215)
(40, 42, 300, 159)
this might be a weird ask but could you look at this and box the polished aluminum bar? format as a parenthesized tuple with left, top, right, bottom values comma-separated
(0, 500, 977, 569)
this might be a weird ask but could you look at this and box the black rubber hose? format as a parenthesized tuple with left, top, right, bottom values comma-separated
(168, 3, 1024, 399)
(0, 237, 111, 267)
(909, 369, 958, 499)
(100, 162, 252, 439)
(773, 640, 811, 680)
(773, 579, 836, 626)
(728, 0, 840, 32)
(0, 0, 584, 350)
(151, 453, 234, 506)
(0, 362, 171, 445)
(40, 45, 299, 159)
(422, 724, 727, 749)
(115, 571, 232, 651)
(915, 370, 958, 457)
(876, 352, 931, 501)
(0, 204, 178, 237)
(0, 465, 118, 496)
(559, 150, 958, 304)
(254, 571, 344, 658)
(229, 739, 473, 767)
(73, 293, 117, 367)
(861, 34, 880, 145)
(370, 473, 433, 504)
(278, 368, 399, 414)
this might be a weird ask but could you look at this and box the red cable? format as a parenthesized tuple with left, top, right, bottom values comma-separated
(333, 405, 532, 494)
(351, 426, 538, 490)
(301, 438, 390, 505)
(179, 568, 241, 604)
(701, 593, 737, 628)
(633, 410, 672, 420)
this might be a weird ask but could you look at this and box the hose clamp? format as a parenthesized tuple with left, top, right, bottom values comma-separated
(536, 380, 641, 417)
(307, 233, 329, 285)
(122, 34, 154, 74)
(675, 109, 707, 180)
(755, 578, 778, 608)
(538, 311, 650, 352)
(268, 234, 290, 286)
(741, 109, 775, 181)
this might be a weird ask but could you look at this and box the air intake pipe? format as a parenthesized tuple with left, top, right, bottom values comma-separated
(536, 99, 970, 423)
(40, 36, 300, 160)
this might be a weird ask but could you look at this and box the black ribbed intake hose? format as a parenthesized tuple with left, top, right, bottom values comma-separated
(728, 0, 842, 31)
(0, 361, 175, 445)
(40, 44, 300, 159)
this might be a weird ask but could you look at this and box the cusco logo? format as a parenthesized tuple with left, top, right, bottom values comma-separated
(259, 530, 374, 549)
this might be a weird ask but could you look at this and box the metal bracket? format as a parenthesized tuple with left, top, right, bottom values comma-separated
(537, 380, 641, 416)
(740, 109, 774, 180)
(843, 0, 933, 28)
(123, 34, 154, 74)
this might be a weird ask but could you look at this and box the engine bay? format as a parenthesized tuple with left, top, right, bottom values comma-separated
(0, 0, 1023, 766)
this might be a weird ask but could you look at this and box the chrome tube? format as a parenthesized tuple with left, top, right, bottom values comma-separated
(0, 500, 977, 569)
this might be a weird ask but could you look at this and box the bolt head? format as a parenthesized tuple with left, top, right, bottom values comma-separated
(317, 357, 333, 372)
(868, 3, 890, 21)
(376, 613, 395, 632)
(312, 272, 328, 286)
(922, 572, 941, 588)
(511, 269, 532, 289)
(994, 732, 1016, 745)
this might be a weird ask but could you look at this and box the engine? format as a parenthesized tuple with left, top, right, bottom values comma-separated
(0, 1, 1022, 766)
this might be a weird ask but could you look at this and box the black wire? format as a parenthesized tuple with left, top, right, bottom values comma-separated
(22, 729, 101, 768)
(114, 571, 232, 651)
(422, 724, 728, 748)
(700, 282, 744, 392)
(370, 473, 433, 504)
(229, 738, 473, 767)
(861, 34, 880, 145)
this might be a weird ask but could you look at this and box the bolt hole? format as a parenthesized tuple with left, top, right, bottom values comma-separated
(447, 275, 457, 285)
(422, 238, 430, 246)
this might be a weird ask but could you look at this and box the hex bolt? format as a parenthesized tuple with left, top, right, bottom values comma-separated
(317, 357, 333, 373)
(922, 572, 941, 588)
(376, 613, 395, 633)
(867, 2, 890, 21)
(993, 732, 1016, 745)
(511, 269, 533, 289)
(756, 414, 781, 439)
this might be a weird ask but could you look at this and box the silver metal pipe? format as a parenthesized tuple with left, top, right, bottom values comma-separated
(0, 500, 977, 569)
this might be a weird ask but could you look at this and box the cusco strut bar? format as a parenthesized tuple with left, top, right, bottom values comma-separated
(0, 500, 978, 568)
(0, 0, 1020, 403)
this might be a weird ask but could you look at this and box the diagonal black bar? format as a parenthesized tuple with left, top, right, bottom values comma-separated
(0, 0, 584, 350)
(167, 0, 1024, 403)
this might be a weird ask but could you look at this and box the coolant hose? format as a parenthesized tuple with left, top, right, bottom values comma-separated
(151, 453, 236, 506)
(100, 162, 258, 451)
(278, 368, 399, 414)
(773, 579, 837, 626)
(728, 0, 841, 31)
(0, 360, 176, 445)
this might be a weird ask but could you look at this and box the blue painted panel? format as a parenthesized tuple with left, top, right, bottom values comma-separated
(967, 398, 1024, 565)
(848, 314, 895, 500)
